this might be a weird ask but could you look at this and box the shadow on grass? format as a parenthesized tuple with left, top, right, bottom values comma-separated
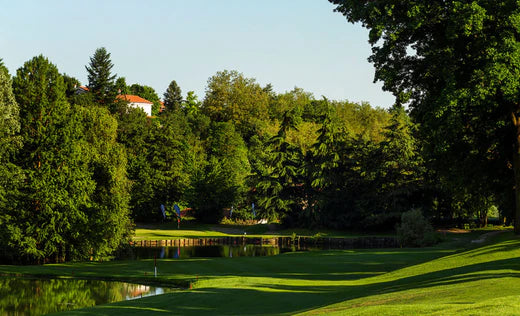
(44, 235, 520, 315)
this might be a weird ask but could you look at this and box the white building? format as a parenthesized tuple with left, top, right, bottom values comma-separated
(116, 94, 153, 116)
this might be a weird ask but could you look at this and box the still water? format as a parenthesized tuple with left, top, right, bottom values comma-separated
(0, 277, 170, 316)
(129, 244, 301, 260)
(1, 245, 304, 315)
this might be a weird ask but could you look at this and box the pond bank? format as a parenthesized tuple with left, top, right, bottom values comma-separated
(129, 235, 400, 249)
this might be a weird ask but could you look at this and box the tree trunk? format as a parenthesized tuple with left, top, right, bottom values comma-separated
(512, 112, 520, 234)
(514, 151, 520, 233)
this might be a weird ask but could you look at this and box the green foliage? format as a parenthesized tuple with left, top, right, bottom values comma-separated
(0, 70, 21, 162)
(115, 77, 129, 95)
(72, 105, 132, 259)
(308, 105, 344, 226)
(62, 73, 81, 102)
(85, 47, 117, 108)
(396, 209, 437, 247)
(202, 70, 270, 141)
(2, 56, 131, 263)
(268, 87, 313, 122)
(189, 122, 250, 223)
(0, 70, 23, 259)
(118, 108, 195, 221)
(183, 90, 200, 115)
(10, 55, 88, 262)
(333, 100, 390, 143)
(257, 111, 305, 223)
(163, 79, 182, 112)
(329, 0, 520, 232)
(0, 58, 7, 76)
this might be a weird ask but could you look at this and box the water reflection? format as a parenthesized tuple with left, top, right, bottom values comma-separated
(0, 278, 169, 316)
(131, 244, 295, 260)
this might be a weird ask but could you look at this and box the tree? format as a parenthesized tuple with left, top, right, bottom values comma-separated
(163, 80, 182, 112)
(188, 122, 250, 223)
(6, 56, 131, 263)
(62, 74, 81, 103)
(257, 110, 305, 223)
(115, 77, 130, 95)
(0, 58, 8, 76)
(183, 91, 200, 115)
(72, 105, 132, 257)
(10, 56, 89, 262)
(268, 87, 313, 122)
(366, 106, 425, 228)
(308, 105, 343, 226)
(202, 70, 270, 141)
(0, 69, 23, 261)
(86, 47, 117, 108)
(329, 1, 520, 232)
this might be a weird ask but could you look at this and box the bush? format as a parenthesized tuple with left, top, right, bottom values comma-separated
(396, 209, 438, 247)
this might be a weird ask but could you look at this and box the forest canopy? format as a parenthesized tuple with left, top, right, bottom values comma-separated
(0, 44, 502, 263)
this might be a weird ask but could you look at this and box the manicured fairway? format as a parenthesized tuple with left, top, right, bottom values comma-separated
(2, 230, 518, 315)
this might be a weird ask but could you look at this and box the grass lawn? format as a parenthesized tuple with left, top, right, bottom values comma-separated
(1, 229, 519, 315)
(133, 221, 392, 240)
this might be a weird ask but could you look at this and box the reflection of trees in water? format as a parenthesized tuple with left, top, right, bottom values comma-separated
(0, 278, 154, 315)
(132, 245, 282, 259)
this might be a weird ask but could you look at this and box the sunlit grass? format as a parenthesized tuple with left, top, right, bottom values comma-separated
(133, 221, 392, 240)
(2, 230, 519, 315)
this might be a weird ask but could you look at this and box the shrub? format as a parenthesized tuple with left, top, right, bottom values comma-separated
(396, 209, 438, 247)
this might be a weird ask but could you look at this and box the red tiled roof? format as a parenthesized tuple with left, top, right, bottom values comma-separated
(80, 86, 89, 91)
(116, 94, 153, 104)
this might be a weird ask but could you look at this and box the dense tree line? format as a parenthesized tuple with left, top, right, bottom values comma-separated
(1, 41, 502, 263)
(329, 0, 518, 231)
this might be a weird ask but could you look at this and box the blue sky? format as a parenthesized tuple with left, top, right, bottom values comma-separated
(0, 0, 394, 108)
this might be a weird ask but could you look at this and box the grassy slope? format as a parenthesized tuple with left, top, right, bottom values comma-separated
(133, 222, 389, 240)
(2, 230, 519, 315)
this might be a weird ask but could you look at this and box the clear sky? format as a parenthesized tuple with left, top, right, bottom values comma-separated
(0, 0, 395, 108)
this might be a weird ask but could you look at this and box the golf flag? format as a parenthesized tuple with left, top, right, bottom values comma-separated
(174, 204, 181, 218)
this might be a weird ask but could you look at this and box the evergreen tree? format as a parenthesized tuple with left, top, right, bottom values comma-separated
(0, 58, 8, 76)
(362, 106, 425, 229)
(257, 111, 305, 223)
(0, 70, 23, 261)
(6, 55, 131, 263)
(163, 80, 182, 112)
(308, 105, 344, 226)
(85, 47, 117, 108)
(10, 56, 91, 262)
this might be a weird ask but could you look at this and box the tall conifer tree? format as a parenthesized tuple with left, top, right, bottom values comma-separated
(163, 80, 182, 112)
(86, 47, 117, 108)
(0, 69, 23, 261)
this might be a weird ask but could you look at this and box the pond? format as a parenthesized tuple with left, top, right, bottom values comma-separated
(0, 277, 171, 316)
(129, 244, 302, 260)
(126, 236, 399, 260)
